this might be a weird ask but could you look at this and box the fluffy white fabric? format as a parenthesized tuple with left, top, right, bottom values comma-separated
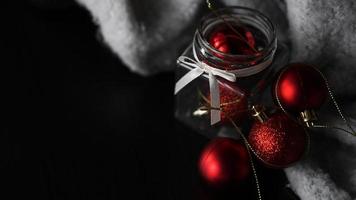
(76, 0, 356, 199)
(76, 0, 202, 75)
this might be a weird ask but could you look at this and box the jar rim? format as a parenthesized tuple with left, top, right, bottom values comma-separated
(197, 6, 276, 60)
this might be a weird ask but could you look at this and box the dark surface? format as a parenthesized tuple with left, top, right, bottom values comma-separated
(2, 1, 298, 199)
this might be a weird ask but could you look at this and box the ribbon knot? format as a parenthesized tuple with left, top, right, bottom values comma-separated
(175, 55, 235, 125)
(177, 56, 237, 82)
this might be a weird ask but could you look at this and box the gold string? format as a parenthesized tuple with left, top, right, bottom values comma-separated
(205, 0, 258, 53)
(274, 65, 356, 136)
(220, 98, 241, 106)
(311, 124, 356, 135)
(229, 118, 262, 200)
(315, 67, 356, 136)
(196, 88, 247, 116)
(197, 88, 210, 105)
(229, 118, 265, 164)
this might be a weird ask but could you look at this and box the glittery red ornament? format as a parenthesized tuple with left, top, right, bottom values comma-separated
(199, 138, 250, 187)
(248, 113, 308, 168)
(208, 82, 248, 124)
(208, 25, 256, 55)
(274, 63, 328, 112)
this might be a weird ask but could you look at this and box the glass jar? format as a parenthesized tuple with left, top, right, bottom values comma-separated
(174, 7, 289, 138)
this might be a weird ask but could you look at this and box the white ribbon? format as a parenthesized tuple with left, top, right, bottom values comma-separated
(175, 35, 274, 125)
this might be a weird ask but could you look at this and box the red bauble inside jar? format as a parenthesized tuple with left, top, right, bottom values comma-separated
(208, 24, 267, 56)
(199, 138, 250, 187)
(274, 63, 328, 112)
(207, 81, 248, 124)
(248, 112, 308, 168)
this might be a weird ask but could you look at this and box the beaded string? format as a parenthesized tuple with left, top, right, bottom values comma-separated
(206, 0, 258, 53)
(229, 118, 262, 200)
(315, 67, 356, 136)
(195, 88, 249, 116)
(274, 65, 356, 136)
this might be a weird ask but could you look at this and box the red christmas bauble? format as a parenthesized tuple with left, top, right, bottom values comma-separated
(274, 63, 328, 112)
(248, 113, 308, 168)
(208, 82, 248, 124)
(208, 25, 256, 55)
(199, 138, 250, 187)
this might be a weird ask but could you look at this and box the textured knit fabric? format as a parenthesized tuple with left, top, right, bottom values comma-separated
(76, 0, 356, 199)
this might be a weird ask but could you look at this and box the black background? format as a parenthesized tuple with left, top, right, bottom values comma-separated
(2, 1, 298, 199)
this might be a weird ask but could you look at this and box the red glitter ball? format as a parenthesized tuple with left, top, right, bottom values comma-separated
(208, 82, 248, 124)
(248, 113, 308, 168)
(199, 138, 250, 187)
(275, 63, 328, 112)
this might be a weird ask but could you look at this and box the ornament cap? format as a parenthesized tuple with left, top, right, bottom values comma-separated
(251, 105, 268, 123)
(300, 109, 317, 127)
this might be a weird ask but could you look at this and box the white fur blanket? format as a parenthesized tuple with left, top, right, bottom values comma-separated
(76, 0, 356, 199)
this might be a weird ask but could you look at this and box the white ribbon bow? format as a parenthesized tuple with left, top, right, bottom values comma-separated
(175, 34, 274, 125)
(175, 56, 236, 125)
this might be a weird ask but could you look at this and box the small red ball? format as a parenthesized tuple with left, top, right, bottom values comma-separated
(248, 113, 308, 168)
(199, 138, 250, 187)
(208, 25, 256, 55)
(209, 32, 230, 53)
(275, 63, 328, 112)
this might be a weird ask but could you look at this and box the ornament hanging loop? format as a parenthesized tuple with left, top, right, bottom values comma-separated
(300, 109, 318, 127)
(251, 105, 268, 123)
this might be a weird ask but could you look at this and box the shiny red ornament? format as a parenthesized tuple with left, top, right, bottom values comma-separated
(248, 113, 308, 168)
(274, 63, 328, 112)
(199, 138, 250, 187)
(208, 25, 256, 55)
